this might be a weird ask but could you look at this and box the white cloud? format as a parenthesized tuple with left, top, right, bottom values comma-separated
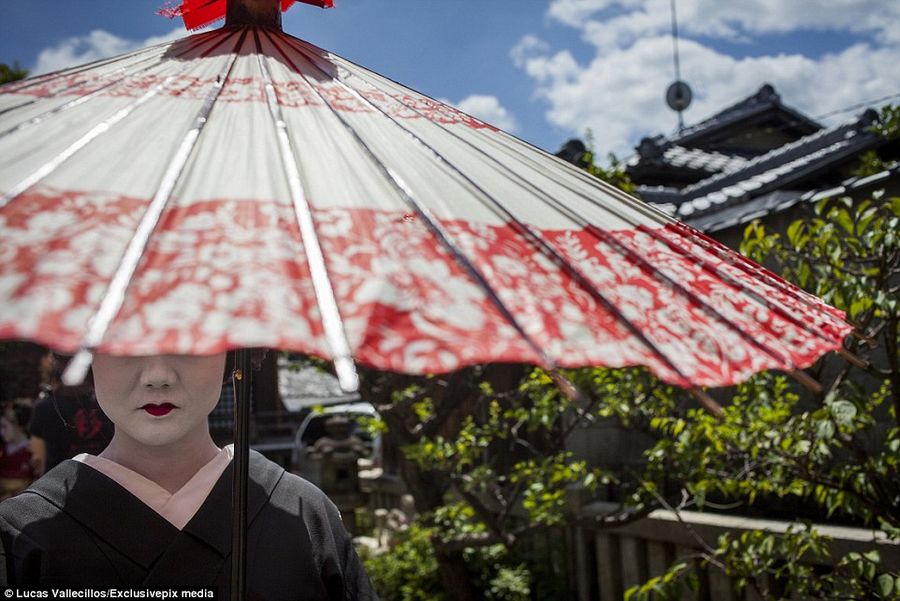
(547, 0, 900, 44)
(33, 28, 189, 75)
(515, 0, 900, 157)
(450, 94, 519, 133)
(511, 34, 551, 68)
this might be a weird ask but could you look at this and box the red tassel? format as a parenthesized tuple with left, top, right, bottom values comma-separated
(160, 0, 333, 31)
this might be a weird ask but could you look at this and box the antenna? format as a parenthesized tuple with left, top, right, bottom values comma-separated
(666, 0, 692, 131)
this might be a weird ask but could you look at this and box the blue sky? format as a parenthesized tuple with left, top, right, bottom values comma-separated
(2, 1, 899, 158)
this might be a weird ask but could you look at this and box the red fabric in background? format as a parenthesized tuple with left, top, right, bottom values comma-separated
(166, 0, 333, 31)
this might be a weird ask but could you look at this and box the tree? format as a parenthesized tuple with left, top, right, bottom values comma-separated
(360, 149, 641, 600)
(361, 112, 899, 600)
(0, 62, 28, 85)
(625, 107, 900, 600)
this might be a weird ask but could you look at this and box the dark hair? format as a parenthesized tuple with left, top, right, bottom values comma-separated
(43, 352, 93, 391)
(5, 398, 33, 433)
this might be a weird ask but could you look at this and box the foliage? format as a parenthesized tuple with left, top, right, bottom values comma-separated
(364, 117, 898, 599)
(870, 104, 900, 141)
(361, 524, 444, 601)
(580, 130, 637, 194)
(360, 365, 588, 599)
(0, 62, 28, 85)
(361, 520, 531, 601)
(855, 105, 900, 176)
(625, 187, 900, 600)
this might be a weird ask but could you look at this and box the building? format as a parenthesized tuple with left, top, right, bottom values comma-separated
(559, 84, 898, 250)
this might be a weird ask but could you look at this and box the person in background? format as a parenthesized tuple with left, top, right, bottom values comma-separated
(28, 352, 113, 476)
(0, 399, 35, 500)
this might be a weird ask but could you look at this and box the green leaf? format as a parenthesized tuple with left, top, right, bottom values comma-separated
(816, 420, 835, 440)
(830, 400, 857, 426)
(835, 208, 855, 234)
(877, 573, 894, 598)
(787, 220, 805, 247)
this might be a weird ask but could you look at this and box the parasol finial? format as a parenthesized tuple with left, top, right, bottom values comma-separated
(226, 0, 282, 29)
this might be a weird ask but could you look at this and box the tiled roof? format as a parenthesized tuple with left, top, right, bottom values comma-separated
(669, 83, 822, 147)
(680, 110, 877, 198)
(662, 145, 748, 173)
(634, 185, 681, 205)
(627, 144, 748, 174)
(671, 110, 881, 220)
(683, 162, 899, 233)
(278, 356, 361, 411)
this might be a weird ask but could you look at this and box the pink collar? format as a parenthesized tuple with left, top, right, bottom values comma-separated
(74, 445, 233, 530)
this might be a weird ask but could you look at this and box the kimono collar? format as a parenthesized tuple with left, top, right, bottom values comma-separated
(25, 449, 285, 568)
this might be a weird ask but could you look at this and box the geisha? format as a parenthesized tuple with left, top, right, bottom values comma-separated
(0, 353, 376, 599)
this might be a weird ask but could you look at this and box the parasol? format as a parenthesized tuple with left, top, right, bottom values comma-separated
(0, 0, 853, 597)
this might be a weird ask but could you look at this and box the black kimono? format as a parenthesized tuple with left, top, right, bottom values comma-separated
(0, 450, 377, 600)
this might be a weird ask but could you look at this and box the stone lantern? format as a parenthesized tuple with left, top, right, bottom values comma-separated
(306, 415, 369, 533)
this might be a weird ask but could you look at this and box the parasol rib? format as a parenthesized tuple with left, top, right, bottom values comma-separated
(62, 29, 248, 385)
(264, 29, 554, 369)
(400, 121, 813, 379)
(430, 104, 848, 335)
(0, 32, 223, 138)
(638, 225, 848, 344)
(280, 33, 706, 388)
(332, 71, 844, 371)
(0, 29, 240, 212)
(0, 34, 190, 100)
(279, 35, 841, 339)
(329, 55, 847, 346)
(252, 29, 359, 392)
(430, 133, 827, 388)
(0, 81, 175, 209)
(287, 37, 669, 225)
(283, 36, 809, 385)
(670, 222, 849, 327)
(0, 53, 165, 119)
(481, 127, 850, 332)
(414, 134, 821, 384)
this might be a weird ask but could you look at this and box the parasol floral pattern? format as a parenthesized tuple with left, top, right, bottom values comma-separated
(0, 185, 848, 388)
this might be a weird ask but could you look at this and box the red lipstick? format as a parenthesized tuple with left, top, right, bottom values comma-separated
(142, 403, 176, 416)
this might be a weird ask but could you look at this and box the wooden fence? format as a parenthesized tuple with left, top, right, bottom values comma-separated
(357, 474, 899, 599)
(574, 502, 900, 601)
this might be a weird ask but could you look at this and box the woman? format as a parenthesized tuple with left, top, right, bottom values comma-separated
(0, 400, 35, 500)
(28, 352, 113, 477)
(0, 353, 376, 599)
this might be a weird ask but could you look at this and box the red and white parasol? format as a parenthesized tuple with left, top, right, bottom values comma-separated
(0, 15, 850, 392)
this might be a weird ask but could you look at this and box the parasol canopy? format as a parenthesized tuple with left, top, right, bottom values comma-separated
(0, 20, 852, 392)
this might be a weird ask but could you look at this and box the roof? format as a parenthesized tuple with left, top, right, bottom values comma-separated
(668, 109, 882, 220)
(626, 142, 748, 175)
(637, 103, 897, 233)
(669, 83, 822, 149)
(278, 357, 361, 411)
(684, 162, 900, 233)
(625, 85, 822, 188)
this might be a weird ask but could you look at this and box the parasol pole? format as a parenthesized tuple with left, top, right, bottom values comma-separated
(230, 348, 251, 601)
(224, 8, 279, 601)
(226, 0, 282, 28)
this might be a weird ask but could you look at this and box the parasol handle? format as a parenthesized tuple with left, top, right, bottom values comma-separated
(230, 348, 251, 601)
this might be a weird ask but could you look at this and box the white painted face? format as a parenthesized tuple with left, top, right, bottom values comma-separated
(92, 353, 226, 449)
